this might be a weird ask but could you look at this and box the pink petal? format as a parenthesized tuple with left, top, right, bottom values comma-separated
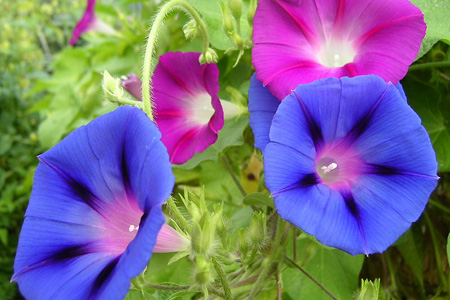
(70, 0, 97, 45)
(253, 0, 426, 100)
(152, 52, 224, 164)
(153, 224, 189, 253)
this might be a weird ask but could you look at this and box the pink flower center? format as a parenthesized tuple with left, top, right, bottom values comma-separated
(316, 39, 356, 68)
(316, 143, 362, 190)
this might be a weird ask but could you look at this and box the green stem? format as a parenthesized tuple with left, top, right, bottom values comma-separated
(429, 199, 450, 215)
(144, 283, 191, 290)
(424, 212, 448, 291)
(409, 61, 450, 71)
(211, 256, 233, 300)
(247, 216, 284, 299)
(222, 154, 247, 197)
(283, 255, 338, 300)
(141, 0, 211, 120)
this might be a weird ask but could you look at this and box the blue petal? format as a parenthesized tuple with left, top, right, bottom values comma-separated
(13, 106, 174, 299)
(248, 74, 280, 152)
(395, 82, 407, 102)
(95, 205, 165, 299)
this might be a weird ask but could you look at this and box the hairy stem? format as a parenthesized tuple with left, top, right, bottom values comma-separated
(141, 0, 210, 120)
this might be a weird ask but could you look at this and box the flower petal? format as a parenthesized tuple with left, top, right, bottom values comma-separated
(248, 74, 280, 152)
(152, 52, 224, 164)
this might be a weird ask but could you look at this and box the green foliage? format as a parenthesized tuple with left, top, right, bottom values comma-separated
(411, 0, 450, 58)
(283, 234, 364, 300)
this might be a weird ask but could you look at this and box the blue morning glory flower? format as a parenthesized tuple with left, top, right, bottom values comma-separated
(250, 75, 438, 255)
(12, 106, 175, 299)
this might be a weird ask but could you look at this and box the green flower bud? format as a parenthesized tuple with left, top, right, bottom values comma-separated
(247, 0, 257, 24)
(195, 256, 212, 285)
(249, 212, 267, 249)
(231, 32, 244, 49)
(199, 48, 218, 64)
(228, 0, 242, 24)
(183, 19, 198, 40)
(219, 1, 234, 35)
(237, 228, 249, 258)
(102, 70, 124, 101)
(357, 279, 381, 300)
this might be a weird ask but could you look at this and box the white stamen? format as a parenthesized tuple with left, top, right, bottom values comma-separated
(128, 225, 139, 232)
(317, 40, 355, 68)
(321, 162, 338, 174)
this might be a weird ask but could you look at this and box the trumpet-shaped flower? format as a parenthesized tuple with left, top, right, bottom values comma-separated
(12, 106, 176, 299)
(255, 75, 438, 255)
(122, 52, 224, 165)
(252, 0, 426, 99)
(70, 0, 115, 45)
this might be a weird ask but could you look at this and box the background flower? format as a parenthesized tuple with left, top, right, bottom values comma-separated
(262, 75, 438, 255)
(12, 106, 174, 299)
(122, 52, 224, 165)
(70, 0, 115, 45)
(252, 0, 426, 99)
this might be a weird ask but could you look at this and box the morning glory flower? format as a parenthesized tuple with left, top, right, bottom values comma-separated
(252, 0, 426, 99)
(70, 0, 115, 45)
(122, 52, 225, 165)
(256, 75, 438, 255)
(12, 106, 176, 299)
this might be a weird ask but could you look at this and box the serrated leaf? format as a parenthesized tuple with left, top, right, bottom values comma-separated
(411, 0, 450, 59)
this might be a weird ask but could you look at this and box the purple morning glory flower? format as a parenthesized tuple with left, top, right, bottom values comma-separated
(252, 0, 426, 100)
(12, 106, 175, 299)
(252, 75, 438, 255)
(122, 52, 224, 165)
(70, 0, 115, 45)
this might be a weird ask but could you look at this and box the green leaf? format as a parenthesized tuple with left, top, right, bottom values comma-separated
(283, 238, 364, 300)
(243, 192, 274, 207)
(402, 76, 450, 171)
(37, 108, 78, 148)
(411, 0, 450, 59)
(396, 230, 425, 294)
(186, 0, 251, 50)
(447, 233, 450, 266)
(175, 115, 249, 169)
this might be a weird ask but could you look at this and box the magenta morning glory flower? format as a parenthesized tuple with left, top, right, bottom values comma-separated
(252, 75, 438, 255)
(252, 0, 426, 100)
(70, 0, 115, 45)
(122, 52, 224, 165)
(12, 106, 176, 299)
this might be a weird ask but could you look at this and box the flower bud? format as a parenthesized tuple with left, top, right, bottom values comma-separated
(199, 48, 218, 64)
(237, 228, 249, 258)
(249, 212, 267, 249)
(102, 70, 124, 101)
(195, 255, 212, 285)
(183, 19, 198, 40)
(228, 0, 242, 24)
(231, 32, 244, 49)
(219, 1, 234, 35)
(356, 279, 381, 300)
(247, 0, 257, 24)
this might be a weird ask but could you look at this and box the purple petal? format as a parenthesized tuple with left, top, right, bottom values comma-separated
(13, 106, 174, 299)
(264, 76, 438, 255)
(152, 52, 224, 164)
(70, 0, 97, 45)
(248, 74, 280, 152)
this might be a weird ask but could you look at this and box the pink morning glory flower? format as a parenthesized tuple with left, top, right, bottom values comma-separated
(70, 0, 115, 45)
(122, 52, 225, 165)
(252, 0, 426, 100)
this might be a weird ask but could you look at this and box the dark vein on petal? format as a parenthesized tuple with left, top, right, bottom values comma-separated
(364, 163, 439, 179)
(90, 255, 121, 299)
(38, 155, 105, 217)
(339, 189, 369, 255)
(293, 91, 324, 152)
(340, 85, 390, 146)
(271, 173, 320, 197)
